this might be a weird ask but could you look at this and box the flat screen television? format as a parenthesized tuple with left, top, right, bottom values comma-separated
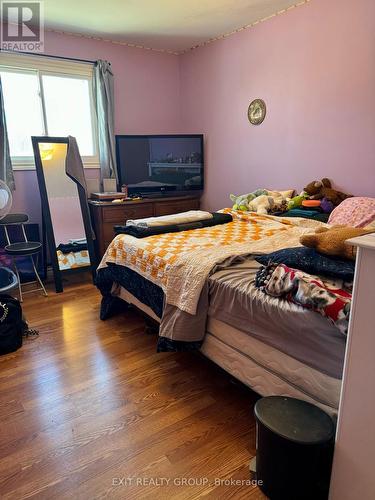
(115, 134, 204, 196)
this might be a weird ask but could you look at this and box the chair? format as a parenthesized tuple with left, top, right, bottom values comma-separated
(0, 214, 47, 301)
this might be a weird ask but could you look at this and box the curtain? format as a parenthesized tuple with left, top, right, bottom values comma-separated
(93, 60, 117, 187)
(0, 77, 15, 191)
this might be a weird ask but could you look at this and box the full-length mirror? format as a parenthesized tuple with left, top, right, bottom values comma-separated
(32, 136, 97, 292)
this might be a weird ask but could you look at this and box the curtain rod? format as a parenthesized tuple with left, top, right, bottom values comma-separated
(1, 50, 97, 65)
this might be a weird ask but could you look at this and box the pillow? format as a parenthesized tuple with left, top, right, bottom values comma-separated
(255, 247, 355, 281)
(328, 197, 375, 227)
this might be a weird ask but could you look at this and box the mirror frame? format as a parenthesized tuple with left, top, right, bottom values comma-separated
(32, 136, 97, 293)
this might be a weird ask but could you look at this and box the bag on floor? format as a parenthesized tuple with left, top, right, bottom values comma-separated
(0, 294, 24, 355)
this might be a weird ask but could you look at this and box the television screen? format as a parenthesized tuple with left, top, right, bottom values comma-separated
(115, 135, 204, 195)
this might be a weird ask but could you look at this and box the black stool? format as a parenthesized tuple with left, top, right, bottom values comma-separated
(254, 396, 335, 500)
(0, 214, 47, 302)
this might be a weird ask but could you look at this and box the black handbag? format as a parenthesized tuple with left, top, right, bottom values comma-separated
(0, 294, 24, 355)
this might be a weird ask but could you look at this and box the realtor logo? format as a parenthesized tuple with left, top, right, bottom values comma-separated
(1, 1, 44, 52)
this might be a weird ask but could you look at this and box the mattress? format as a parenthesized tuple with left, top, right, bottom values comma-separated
(208, 259, 346, 379)
(107, 257, 346, 379)
(114, 285, 341, 413)
(203, 318, 341, 413)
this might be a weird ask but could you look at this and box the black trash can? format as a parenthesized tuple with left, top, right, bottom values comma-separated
(254, 396, 335, 500)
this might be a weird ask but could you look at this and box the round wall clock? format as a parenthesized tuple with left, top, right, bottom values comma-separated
(248, 99, 266, 125)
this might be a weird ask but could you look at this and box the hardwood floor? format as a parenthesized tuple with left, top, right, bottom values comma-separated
(0, 275, 266, 499)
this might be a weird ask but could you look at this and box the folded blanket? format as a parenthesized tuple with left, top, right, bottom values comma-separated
(126, 210, 213, 228)
(255, 262, 351, 335)
(115, 212, 232, 238)
(275, 209, 330, 222)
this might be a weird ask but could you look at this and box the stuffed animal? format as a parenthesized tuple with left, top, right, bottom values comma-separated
(248, 195, 274, 215)
(320, 197, 334, 213)
(265, 190, 293, 209)
(288, 193, 309, 210)
(230, 189, 293, 214)
(229, 193, 250, 211)
(269, 199, 289, 214)
(300, 225, 374, 260)
(304, 178, 351, 206)
(230, 190, 266, 211)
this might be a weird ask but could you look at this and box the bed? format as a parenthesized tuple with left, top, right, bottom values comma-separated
(96, 210, 348, 415)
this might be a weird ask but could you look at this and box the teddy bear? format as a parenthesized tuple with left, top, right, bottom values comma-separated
(248, 195, 275, 215)
(304, 178, 351, 207)
(300, 225, 374, 260)
(230, 189, 267, 211)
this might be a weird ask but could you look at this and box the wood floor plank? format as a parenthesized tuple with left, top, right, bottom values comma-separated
(0, 276, 266, 499)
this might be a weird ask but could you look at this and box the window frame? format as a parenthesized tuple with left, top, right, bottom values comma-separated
(0, 53, 99, 170)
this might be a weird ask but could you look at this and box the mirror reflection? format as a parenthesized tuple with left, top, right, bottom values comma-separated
(38, 142, 91, 271)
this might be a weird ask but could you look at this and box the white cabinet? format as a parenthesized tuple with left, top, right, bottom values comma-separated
(330, 234, 375, 500)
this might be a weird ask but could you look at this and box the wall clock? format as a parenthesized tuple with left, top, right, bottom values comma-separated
(248, 99, 266, 125)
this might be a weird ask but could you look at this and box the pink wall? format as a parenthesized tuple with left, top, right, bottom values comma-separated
(39, 31, 181, 135)
(12, 30, 181, 223)
(11, 0, 375, 220)
(179, 0, 375, 211)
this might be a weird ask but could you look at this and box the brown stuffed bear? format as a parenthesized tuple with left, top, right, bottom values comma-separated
(304, 178, 351, 206)
(300, 225, 374, 260)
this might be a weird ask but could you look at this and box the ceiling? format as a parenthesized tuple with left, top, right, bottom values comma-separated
(43, 0, 304, 54)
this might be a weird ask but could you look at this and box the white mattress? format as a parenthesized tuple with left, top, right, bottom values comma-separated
(203, 317, 341, 414)
(115, 285, 341, 414)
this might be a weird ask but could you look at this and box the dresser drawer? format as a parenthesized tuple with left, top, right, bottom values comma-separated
(102, 204, 153, 223)
(154, 198, 200, 216)
(89, 196, 201, 258)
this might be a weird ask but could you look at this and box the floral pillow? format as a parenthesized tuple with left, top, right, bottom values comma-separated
(328, 197, 375, 227)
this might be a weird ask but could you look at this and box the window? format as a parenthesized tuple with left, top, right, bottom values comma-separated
(42, 75, 94, 156)
(0, 70, 44, 157)
(0, 53, 98, 168)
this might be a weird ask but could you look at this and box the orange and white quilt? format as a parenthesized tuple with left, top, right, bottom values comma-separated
(98, 209, 325, 315)
(57, 249, 90, 271)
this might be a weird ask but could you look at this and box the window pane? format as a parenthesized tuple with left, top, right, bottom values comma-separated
(0, 70, 44, 157)
(42, 75, 95, 156)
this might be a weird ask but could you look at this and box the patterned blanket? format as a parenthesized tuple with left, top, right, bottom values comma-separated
(255, 263, 352, 335)
(98, 209, 325, 315)
(57, 249, 90, 271)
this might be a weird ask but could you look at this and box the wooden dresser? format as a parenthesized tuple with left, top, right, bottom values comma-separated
(89, 195, 200, 257)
